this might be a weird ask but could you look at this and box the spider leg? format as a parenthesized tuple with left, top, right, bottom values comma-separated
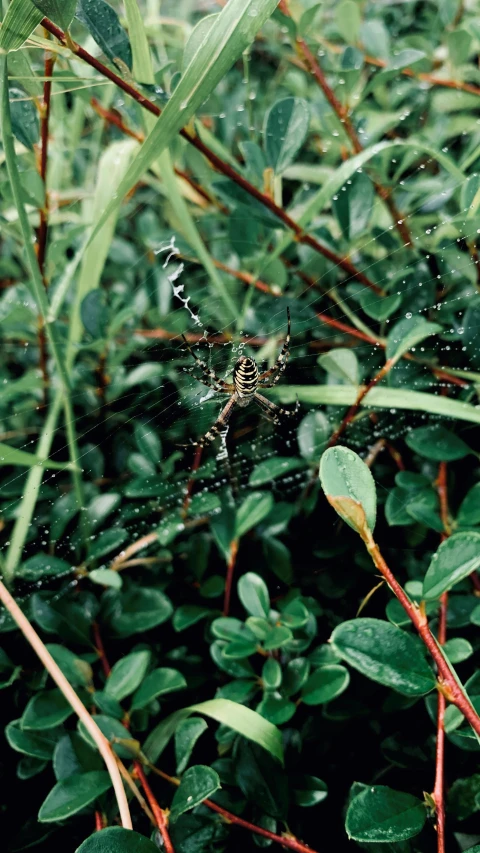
(258, 307, 291, 387)
(181, 334, 232, 392)
(254, 392, 299, 424)
(189, 394, 238, 447)
(183, 369, 234, 393)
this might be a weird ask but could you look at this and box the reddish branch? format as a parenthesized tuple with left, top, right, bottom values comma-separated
(278, 1, 412, 247)
(433, 461, 450, 853)
(150, 766, 319, 853)
(134, 764, 175, 853)
(316, 38, 480, 99)
(359, 531, 480, 738)
(40, 17, 381, 293)
(328, 357, 396, 447)
(223, 538, 239, 616)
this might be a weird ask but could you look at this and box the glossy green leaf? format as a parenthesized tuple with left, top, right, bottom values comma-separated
(457, 483, 480, 526)
(0, 0, 43, 51)
(9, 86, 39, 150)
(144, 698, 283, 765)
(103, 586, 173, 636)
(320, 446, 377, 533)
(346, 785, 426, 841)
(249, 457, 303, 487)
(236, 492, 274, 537)
(170, 765, 221, 821)
(238, 572, 270, 617)
(423, 532, 480, 600)
(262, 658, 282, 690)
(297, 411, 330, 461)
(386, 316, 442, 363)
(319, 349, 359, 385)
(263, 97, 310, 174)
(0, 442, 72, 470)
(406, 425, 471, 461)
(21, 689, 74, 730)
(293, 775, 328, 807)
(88, 528, 128, 561)
(105, 650, 151, 700)
(331, 618, 436, 696)
(131, 668, 187, 711)
(78, 715, 139, 760)
(235, 739, 288, 818)
(175, 718, 208, 774)
(76, 0, 132, 69)
(301, 665, 350, 705)
(17, 553, 72, 581)
(5, 720, 59, 759)
(76, 827, 159, 852)
(32, 0, 76, 30)
(38, 771, 111, 822)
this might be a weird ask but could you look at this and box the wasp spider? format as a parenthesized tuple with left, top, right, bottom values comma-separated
(182, 308, 299, 447)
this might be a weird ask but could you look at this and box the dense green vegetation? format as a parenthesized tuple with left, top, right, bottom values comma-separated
(1, 1, 480, 851)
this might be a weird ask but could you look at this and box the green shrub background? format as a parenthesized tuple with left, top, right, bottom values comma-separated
(1, 1, 480, 851)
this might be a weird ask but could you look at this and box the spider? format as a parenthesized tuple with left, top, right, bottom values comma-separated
(181, 308, 299, 447)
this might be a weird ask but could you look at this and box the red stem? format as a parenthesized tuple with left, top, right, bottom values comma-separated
(40, 17, 381, 293)
(361, 533, 480, 737)
(328, 357, 396, 447)
(134, 763, 175, 853)
(223, 538, 239, 616)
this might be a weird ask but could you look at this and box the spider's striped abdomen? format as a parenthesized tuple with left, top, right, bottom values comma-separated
(233, 356, 258, 401)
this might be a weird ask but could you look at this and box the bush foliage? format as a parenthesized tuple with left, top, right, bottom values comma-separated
(1, 1, 480, 851)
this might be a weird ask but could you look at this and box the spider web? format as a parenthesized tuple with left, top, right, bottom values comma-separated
(1, 13, 479, 617)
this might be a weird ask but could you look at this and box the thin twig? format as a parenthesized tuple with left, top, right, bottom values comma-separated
(223, 538, 239, 616)
(0, 580, 132, 829)
(328, 358, 396, 447)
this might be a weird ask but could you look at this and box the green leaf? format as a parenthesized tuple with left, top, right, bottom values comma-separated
(366, 49, 426, 93)
(88, 568, 122, 590)
(335, 0, 361, 43)
(76, 0, 132, 69)
(235, 739, 288, 818)
(78, 715, 139, 760)
(297, 411, 329, 461)
(5, 720, 59, 759)
(38, 771, 112, 822)
(80, 290, 107, 338)
(88, 0, 280, 245)
(447, 28, 472, 67)
(236, 492, 274, 537)
(9, 86, 39, 150)
(238, 572, 270, 617)
(249, 457, 303, 487)
(359, 290, 401, 321)
(263, 97, 310, 174)
(131, 668, 187, 711)
(31, 0, 76, 30)
(386, 316, 442, 363)
(333, 172, 374, 240)
(173, 604, 211, 631)
(144, 698, 283, 765)
(406, 425, 471, 461)
(182, 14, 218, 71)
(88, 529, 128, 561)
(331, 618, 436, 696)
(262, 536, 293, 584)
(443, 638, 473, 664)
(263, 625, 293, 651)
(0, 0, 44, 51)
(0, 441, 73, 470)
(272, 384, 480, 425)
(103, 587, 173, 636)
(423, 532, 480, 600)
(17, 553, 72, 581)
(170, 765, 221, 821)
(134, 422, 162, 465)
(262, 658, 282, 690)
(319, 446, 377, 533)
(105, 650, 151, 700)
(175, 718, 208, 775)
(319, 349, 359, 385)
(346, 785, 426, 842)
(293, 775, 328, 807)
(447, 774, 480, 820)
(457, 483, 480, 526)
(21, 689, 74, 730)
(301, 665, 350, 705)
(76, 827, 159, 852)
